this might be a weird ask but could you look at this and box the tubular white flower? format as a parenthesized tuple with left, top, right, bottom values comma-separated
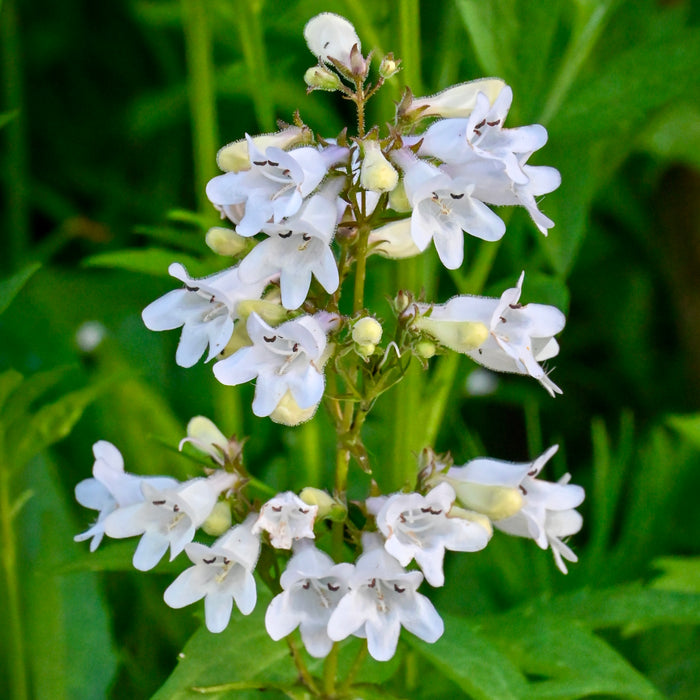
(327, 534, 444, 661)
(216, 127, 307, 173)
(368, 219, 422, 260)
(406, 78, 506, 119)
(213, 312, 331, 418)
(443, 446, 585, 573)
(265, 541, 353, 657)
(369, 482, 491, 587)
(253, 492, 318, 549)
(164, 514, 260, 632)
(141, 263, 268, 368)
(414, 272, 566, 396)
(179, 416, 242, 467)
(103, 470, 236, 571)
(237, 193, 340, 310)
(396, 151, 506, 269)
(74, 441, 177, 552)
(360, 140, 399, 193)
(304, 13, 360, 68)
(206, 137, 347, 236)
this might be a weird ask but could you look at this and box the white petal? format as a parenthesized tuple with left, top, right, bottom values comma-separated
(133, 532, 170, 571)
(205, 591, 234, 633)
(401, 594, 444, 643)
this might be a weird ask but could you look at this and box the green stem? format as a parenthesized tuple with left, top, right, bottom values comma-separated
(288, 638, 319, 695)
(234, 0, 275, 132)
(180, 0, 220, 216)
(339, 642, 368, 692)
(539, 0, 616, 125)
(0, 443, 29, 700)
(1, 0, 29, 271)
(323, 642, 340, 697)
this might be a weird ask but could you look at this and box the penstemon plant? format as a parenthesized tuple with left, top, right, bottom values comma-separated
(74, 12, 584, 696)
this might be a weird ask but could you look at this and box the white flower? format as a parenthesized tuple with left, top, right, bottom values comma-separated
(74, 441, 177, 552)
(415, 272, 566, 396)
(216, 127, 307, 173)
(265, 541, 353, 657)
(405, 78, 506, 119)
(142, 263, 267, 368)
(206, 137, 347, 236)
(419, 87, 549, 186)
(444, 446, 585, 573)
(327, 534, 444, 661)
(237, 193, 339, 310)
(395, 152, 505, 269)
(368, 219, 422, 260)
(164, 514, 260, 632)
(253, 492, 318, 549)
(368, 483, 491, 587)
(213, 312, 331, 418)
(304, 13, 360, 69)
(103, 470, 236, 571)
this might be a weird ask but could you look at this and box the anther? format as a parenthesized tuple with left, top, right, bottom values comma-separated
(264, 335, 277, 343)
(450, 193, 464, 199)
(152, 499, 166, 505)
(394, 584, 405, 593)
(302, 233, 311, 241)
(271, 505, 283, 512)
(327, 582, 340, 592)
(253, 160, 267, 166)
(203, 557, 216, 564)
(267, 160, 279, 167)
(519, 485, 528, 495)
(278, 230, 293, 239)
(302, 581, 311, 589)
(368, 578, 376, 588)
(184, 284, 200, 292)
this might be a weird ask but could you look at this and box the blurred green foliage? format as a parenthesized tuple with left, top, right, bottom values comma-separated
(1, 0, 700, 697)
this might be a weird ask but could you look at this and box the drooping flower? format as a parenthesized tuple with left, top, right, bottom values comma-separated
(367, 482, 491, 587)
(414, 272, 566, 396)
(74, 441, 178, 552)
(394, 151, 505, 269)
(237, 193, 339, 310)
(265, 541, 353, 657)
(164, 514, 260, 632)
(213, 312, 334, 418)
(253, 491, 318, 549)
(142, 263, 268, 368)
(103, 470, 236, 571)
(440, 446, 585, 573)
(327, 534, 444, 661)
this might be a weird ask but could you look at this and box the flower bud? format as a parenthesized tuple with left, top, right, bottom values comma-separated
(360, 140, 399, 193)
(368, 219, 420, 259)
(205, 227, 247, 257)
(352, 317, 383, 346)
(201, 501, 233, 536)
(415, 340, 437, 359)
(299, 487, 346, 521)
(414, 316, 489, 353)
(403, 78, 506, 120)
(179, 416, 242, 466)
(270, 390, 318, 426)
(448, 505, 493, 537)
(379, 53, 401, 79)
(304, 66, 341, 91)
(394, 290, 412, 314)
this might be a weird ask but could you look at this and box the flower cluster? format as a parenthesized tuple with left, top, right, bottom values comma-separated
(74, 10, 585, 680)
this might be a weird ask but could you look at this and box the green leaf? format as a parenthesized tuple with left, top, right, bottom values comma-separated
(666, 413, 700, 450)
(652, 557, 700, 595)
(0, 262, 41, 315)
(152, 590, 299, 700)
(406, 612, 528, 700)
(19, 453, 118, 700)
(82, 247, 210, 277)
(0, 369, 23, 414)
(10, 381, 105, 470)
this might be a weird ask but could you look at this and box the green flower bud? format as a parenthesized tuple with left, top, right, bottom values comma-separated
(415, 340, 437, 359)
(352, 317, 383, 346)
(201, 501, 233, 536)
(304, 65, 342, 91)
(205, 227, 247, 257)
(360, 140, 398, 193)
(414, 316, 489, 353)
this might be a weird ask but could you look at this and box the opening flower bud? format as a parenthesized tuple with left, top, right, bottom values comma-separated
(352, 317, 383, 346)
(360, 140, 399, 193)
(414, 316, 489, 353)
(379, 53, 401, 79)
(299, 487, 345, 520)
(368, 219, 421, 260)
(201, 501, 233, 536)
(304, 66, 341, 91)
(205, 227, 247, 257)
(403, 78, 506, 120)
(449, 480, 523, 521)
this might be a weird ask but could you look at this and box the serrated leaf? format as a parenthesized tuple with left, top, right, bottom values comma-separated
(406, 612, 528, 700)
(82, 247, 210, 278)
(0, 262, 41, 315)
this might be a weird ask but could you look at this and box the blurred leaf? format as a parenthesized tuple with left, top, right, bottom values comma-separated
(0, 109, 18, 129)
(406, 612, 528, 700)
(640, 102, 700, 171)
(666, 413, 700, 450)
(10, 381, 106, 470)
(20, 453, 118, 700)
(0, 369, 23, 412)
(62, 540, 184, 574)
(152, 589, 298, 699)
(82, 248, 210, 278)
(0, 262, 41, 316)
(652, 557, 700, 595)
